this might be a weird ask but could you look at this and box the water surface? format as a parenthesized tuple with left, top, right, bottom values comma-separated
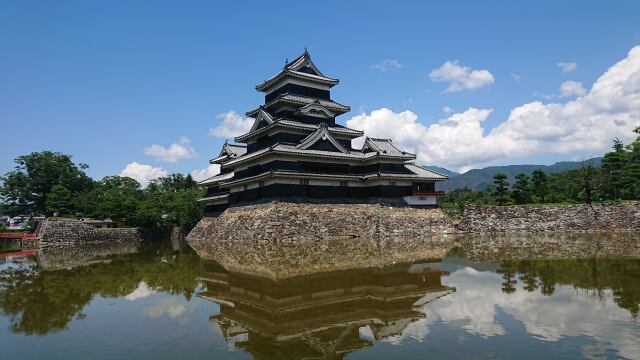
(1, 236, 639, 359)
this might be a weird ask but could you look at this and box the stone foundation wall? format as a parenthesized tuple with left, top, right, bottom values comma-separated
(38, 218, 141, 249)
(458, 203, 640, 233)
(188, 201, 454, 243)
(187, 201, 455, 278)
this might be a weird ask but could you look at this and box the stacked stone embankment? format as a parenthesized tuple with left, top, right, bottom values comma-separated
(458, 203, 640, 233)
(37, 218, 141, 249)
(187, 202, 455, 278)
(188, 201, 454, 243)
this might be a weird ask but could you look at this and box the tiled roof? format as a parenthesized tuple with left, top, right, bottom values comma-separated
(234, 119, 363, 143)
(282, 94, 349, 111)
(198, 172, 235, 185)
(246, 93, 350, 117)
(278, 119, 363, 135)
(296, 124, 349, 154)
(285, 50, 319, 74)
(226, 144, 247, 156)
(404, 164, 448, 179)
(210, 142, 247, 164)
(221, 143, 416, 168)
(256, 50, 339, 92)
(197, 194, 229, 203)
(362, 138, 413, 157)
(256, 70, 339, 92)
(248, 107, 275, 132)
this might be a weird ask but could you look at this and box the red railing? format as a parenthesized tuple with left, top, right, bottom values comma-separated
(412, 191, 445, 196)
(0, 233, 38, 239)
(0, 250, 37, 259)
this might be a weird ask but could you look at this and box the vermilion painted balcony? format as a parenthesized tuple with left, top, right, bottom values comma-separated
(411, 190, 445, 196)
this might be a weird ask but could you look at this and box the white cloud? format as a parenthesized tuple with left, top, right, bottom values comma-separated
(419, 266, 640, 360)
(557, 61, 577, 73)
(372, 59, 404, 72)
(144, 136, 197, 163)
(125, 281, 155, 301)
(119, 162, 167, 187)
(190, 164, 220, 182)
(208, 111, 253, 139)
(559, 80, 586, 97)
(348, 46, 640, 172)
(348, 108, 427, 151)
(442, 106, 454, 114)
(144, 298, 188, 319)
(429, 60, 495, 92)
(510, 73, 521, 83)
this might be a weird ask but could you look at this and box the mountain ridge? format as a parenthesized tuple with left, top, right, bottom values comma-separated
(426, 157, 602, 191)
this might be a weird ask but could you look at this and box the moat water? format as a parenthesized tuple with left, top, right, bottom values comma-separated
(1, 235, 639, 360)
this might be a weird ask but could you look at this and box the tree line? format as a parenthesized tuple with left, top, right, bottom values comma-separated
(0, 151, 204, 230)
(440, 127, 640, 216)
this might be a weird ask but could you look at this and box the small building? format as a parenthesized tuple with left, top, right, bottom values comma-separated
(200, 50, 447, 215)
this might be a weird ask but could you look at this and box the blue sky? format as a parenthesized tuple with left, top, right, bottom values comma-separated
(2, 1, 640, 183)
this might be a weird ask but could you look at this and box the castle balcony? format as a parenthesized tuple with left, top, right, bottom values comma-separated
(411, 190, 445, 196)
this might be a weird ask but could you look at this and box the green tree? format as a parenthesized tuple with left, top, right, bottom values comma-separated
(0, 151, 94, 215)
(75, 176, 142, 224)
(45, 184, 72, 216)
(492, 173, 509, 205)
(601, 138, 628, 200)
(511, 173, 531, 204)
(531, 169, 548, 203)
(575, 162, 602, 205)
(173, 187, 204, 229)
(622, 127, 640, 199)
(136, 174, 203, 229)
(148, 174, 197, 193)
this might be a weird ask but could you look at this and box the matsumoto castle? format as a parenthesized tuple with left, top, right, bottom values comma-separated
(199, 50, 448, 214)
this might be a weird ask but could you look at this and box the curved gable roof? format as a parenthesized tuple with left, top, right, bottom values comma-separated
(296, 123, 349, 154)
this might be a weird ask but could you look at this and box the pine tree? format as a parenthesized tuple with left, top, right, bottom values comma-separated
(531, 169, 548, 203)
(575, 162, 601, 205)
(622, 127, 640, 199)
(601, 138, 628, 200)
(511, 173, 531, 204)
(492, 173, 509, 205)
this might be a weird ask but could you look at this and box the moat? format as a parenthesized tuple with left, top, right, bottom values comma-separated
(1, 234, 639, 360)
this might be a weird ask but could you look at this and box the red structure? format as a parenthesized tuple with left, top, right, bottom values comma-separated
(0, 250, 37, 259)
(0, 233, 38, 239)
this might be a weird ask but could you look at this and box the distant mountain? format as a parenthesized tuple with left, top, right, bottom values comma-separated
(435, 158, 602, 191)
(424, 166, 460, 178)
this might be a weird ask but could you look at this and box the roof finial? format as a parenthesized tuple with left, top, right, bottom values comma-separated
(304, 46, 308, 55)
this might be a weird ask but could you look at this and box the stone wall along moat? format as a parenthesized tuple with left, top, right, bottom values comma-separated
(458, 203, 640, 233)
(36, 218, 142, 250)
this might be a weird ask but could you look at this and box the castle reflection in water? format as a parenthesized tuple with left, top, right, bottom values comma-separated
(198, 260, 453, 359)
